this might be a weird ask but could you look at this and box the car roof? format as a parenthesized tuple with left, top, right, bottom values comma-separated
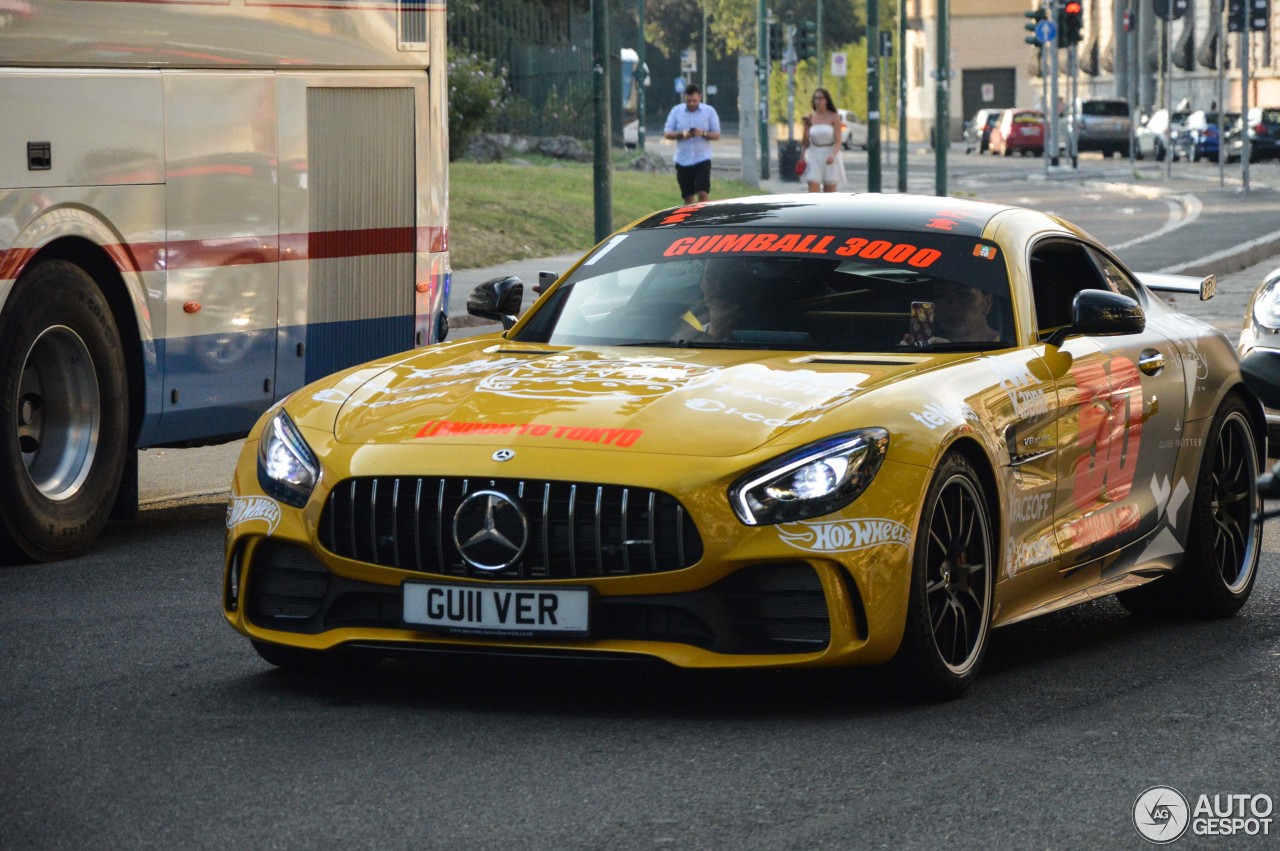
(630, 193, 1017, 239)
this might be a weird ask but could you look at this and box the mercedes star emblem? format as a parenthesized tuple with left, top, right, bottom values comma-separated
(452, 490, 529, 571)
(492, 448, 516, 462)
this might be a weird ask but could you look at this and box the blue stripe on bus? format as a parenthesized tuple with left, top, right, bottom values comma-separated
(139, 314, 415, 448)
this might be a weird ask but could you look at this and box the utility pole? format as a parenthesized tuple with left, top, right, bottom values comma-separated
(817, 0, 824, 86)
(592, 0, 612, 242)
(868, 0, 881, 191)
(935, 0, 949, 196)
(898, 0, 908, 192)
(758, 0, 770, 179)
(1048, 0, 1060, 167)
(637, 0, 646, 152)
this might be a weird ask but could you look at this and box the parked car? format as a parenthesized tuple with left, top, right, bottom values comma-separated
(1134, 108, 1190, 161)
(838, 109, 868, 150)
(224, 192, 1265, 700)
(963, 108, 1002, 154)
(989, 109, 1045, 157)
(1070, 98, 1131, 157)
(1225, 107, 1280, 162)
(1172, 110, 1240, 162)
(1239, 267, 1280, 445)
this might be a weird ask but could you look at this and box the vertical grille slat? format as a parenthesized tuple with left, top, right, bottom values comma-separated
(320, 477, 702, 579)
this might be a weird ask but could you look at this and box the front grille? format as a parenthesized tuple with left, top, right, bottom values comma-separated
(319, 477, 704, 579)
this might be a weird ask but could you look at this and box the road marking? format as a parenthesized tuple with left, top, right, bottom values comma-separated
(1158, 229, 1280, 275)
(1109, 194, 1201, 251)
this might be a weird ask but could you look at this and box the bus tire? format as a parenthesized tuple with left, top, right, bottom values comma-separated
(0, 260, 129, 563)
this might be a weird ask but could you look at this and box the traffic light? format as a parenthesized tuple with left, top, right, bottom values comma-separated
(1024, 5, 1047, 46)
(768, 22, 783, 62)
(1062, 1, 1084, 46)
(797, 19, 818, 61)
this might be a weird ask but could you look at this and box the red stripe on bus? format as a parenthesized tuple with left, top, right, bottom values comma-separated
(0, 226, 446, 280)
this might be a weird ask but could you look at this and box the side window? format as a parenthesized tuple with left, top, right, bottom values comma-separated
(1086, 248, 1145, 303)
(1027, 240, 1110, 336)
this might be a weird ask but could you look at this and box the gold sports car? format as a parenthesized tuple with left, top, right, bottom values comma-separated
(224, 194, 1264, 699)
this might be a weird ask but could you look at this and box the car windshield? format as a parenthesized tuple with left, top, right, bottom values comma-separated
(513, 227, 1015, 353)
(1082, 101, 1128, 117)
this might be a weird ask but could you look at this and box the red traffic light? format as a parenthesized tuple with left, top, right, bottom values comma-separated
(1065, 1, 1082, 12)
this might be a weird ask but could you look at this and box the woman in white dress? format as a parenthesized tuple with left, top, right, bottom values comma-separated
(801, 88, 846, 192)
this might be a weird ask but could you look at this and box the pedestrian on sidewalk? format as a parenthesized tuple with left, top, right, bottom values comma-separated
(663, 83, 721, 203)
(801, 88, 845, 193)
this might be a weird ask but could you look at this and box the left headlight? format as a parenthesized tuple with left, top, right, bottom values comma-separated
(257, 409, 320, 508)
(729, 428, 889, 526)
(1253, 276, 1280, 331)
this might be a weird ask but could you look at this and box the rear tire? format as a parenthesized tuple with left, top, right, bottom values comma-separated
(0, 261, 128, 563)
(1117, 397, 1261, 617)
(889, 454, 994, 700)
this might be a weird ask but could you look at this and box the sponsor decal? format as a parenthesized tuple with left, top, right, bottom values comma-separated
(1011, 492, 1052, 523)
(1069, 356, 1144, 509)
(1003, 531, 1056, 577)
(477, 358, 721, 402)
(909, 400, 976, 429)
(988, 360, 1050, 418)
(415, 420, 644, 447)
(973, 244, 999, 261)
(1136, 474, 1193, 562)
(1061, 503, 1140, 551)
(1132, 786, 1274, 842)
(684, 397, 822, 427)
(777, 518, 912, 553)
(226, 496, 281, 536)
(660, 232, 941, 268)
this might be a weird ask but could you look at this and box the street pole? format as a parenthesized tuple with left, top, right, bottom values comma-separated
(592, 0, 612, 242)
(701, 3, 707, 95)
(637, 0, 646, 153)
(1043, 42, 1050, 178)
(758, 1, 770, 179)
(1048, 0, 1060, 167)
(1218, 0, 1225, 186)
(868, 0, 881, 191)
(935, 0, 948, 196)
(1069, 44, 1079, 168)
(1164, 13, 1173, 179)
(1129, 5, 1137, 166)
(817, 0, 824, 86)
(1241, 27, 1250, 193)
(898, 0, 908, 192)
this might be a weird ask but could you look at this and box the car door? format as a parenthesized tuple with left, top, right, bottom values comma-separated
(1028, 239, 1187, 576)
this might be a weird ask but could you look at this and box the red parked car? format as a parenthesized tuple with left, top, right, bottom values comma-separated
(989, 109, 1046, 157)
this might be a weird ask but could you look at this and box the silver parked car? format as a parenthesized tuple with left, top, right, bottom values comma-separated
(1070, 98, 1131, 157)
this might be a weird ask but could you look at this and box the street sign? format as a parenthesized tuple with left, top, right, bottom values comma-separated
(1034, 19, 1056, 44)
(1154, 0, 1189, 21)
(674, 76, 686, 95)
(831, 51, 848, 78)
(680, 47, 697, 73)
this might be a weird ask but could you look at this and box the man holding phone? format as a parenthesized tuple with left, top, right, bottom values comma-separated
(664, 83, 721, 203)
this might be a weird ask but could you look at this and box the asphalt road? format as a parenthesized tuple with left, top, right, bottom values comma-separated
(2, 501, 1278, 848)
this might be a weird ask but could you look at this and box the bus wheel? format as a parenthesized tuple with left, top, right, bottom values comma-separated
(0, 260, 129, 563)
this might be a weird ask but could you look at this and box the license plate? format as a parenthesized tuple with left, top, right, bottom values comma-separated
(403, 581, 589, 636)
(1022, 127, 1042, 136)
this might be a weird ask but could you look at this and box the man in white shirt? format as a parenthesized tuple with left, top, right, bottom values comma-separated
(663, 83, 721, 203)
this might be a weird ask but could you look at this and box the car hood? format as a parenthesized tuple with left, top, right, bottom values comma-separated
(315, 341, 931, 457)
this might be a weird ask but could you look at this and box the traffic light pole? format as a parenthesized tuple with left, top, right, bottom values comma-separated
(935, 0, 948, 196)
(898, 0, 908, 193)
(758, 1, 770, 180)
(1165, 13, 1173, 179)
(1048, 1, 1060, 167)
(868, 0, 881, 192)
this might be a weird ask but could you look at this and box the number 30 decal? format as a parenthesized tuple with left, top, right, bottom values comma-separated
(1071, 356, 1143, 510)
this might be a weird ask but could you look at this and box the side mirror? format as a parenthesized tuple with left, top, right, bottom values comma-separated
(534, 270, 559, 294)
(1045, 289, 1145, 348)
(467, 275, 524, 330)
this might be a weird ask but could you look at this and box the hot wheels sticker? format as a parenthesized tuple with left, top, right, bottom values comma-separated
(778, 518, 911, 553)
(226, 496, 281, 536)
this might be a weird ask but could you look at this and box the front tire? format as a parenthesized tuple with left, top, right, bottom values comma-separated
(0, 261, 129, 563)
(889, 454, 994, 700)
(1118, 396, 1261, 617)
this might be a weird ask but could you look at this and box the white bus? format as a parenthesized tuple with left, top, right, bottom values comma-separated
(0, 0, 450, 561)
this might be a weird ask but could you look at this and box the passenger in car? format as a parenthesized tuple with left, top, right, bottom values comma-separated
(902, 281, 1001, 346)
(697, 259, 774, 340)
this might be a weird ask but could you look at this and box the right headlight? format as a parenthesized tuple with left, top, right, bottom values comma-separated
(729, 429, 889, 526)
(257, 409, 320, 508)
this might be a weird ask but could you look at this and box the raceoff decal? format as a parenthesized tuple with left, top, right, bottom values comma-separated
(476, 358, 721, 402)
(415, 420, 643, 447)
(226, 496, 281, 536)
(777, 518, 911, 553)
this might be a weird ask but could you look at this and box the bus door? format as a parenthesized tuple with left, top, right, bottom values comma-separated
(156, 71, 280, 443)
